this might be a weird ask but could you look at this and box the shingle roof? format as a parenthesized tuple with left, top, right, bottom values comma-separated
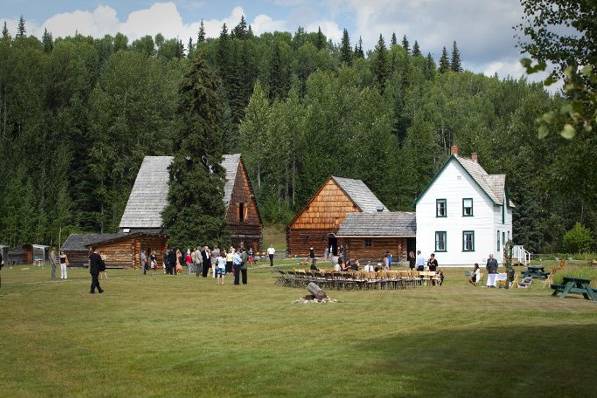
(119, 154, 241, 229)
(332, 176, 387, 212)
(454, 156, 514, 206)
(336, 212, 416, 237)
(62, 233, 126, 251)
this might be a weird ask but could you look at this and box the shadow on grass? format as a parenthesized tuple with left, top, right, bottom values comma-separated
(353, 323, 597, 397)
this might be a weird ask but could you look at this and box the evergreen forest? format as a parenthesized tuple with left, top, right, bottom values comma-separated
(0, 17, 595, 253)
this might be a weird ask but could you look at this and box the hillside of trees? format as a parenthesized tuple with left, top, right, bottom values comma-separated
(0, 17, 594, 253)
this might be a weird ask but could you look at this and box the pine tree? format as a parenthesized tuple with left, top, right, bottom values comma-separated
(354, 36, 364, 58)
(373, 34, 388, 92)
(450, 41, 462, 72)
(439, 46, 450, 73)
(233, 15, 248, 39)
(2, 21, 9, 40)
(17, 15, 25, 38)
(412, 40, 421, 56)
(315, 27, 325, 50)
(162, 54, 228, 248)
(391, 32, 397, 46)
(197, 20, 206, 43)
(424, 52, 436, 79)
(340, 28, 352, 65)
(247, 25, 254, 38)
(42, 28, 53, 52)
(187, 37, 194, 58)
(402, 35, 409, 54)
(269, 41, 289, 100)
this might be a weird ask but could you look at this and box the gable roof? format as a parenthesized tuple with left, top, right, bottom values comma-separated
(415, 155, 514, 207)
(331, 176, 386, 213)
(336, 212, 416, 237)
(62, 233, 126, 251)
(119, 154, 244, 230)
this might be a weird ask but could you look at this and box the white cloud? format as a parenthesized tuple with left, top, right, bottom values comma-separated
(305, 20, 343, 42)
(2, 2, 286, 43)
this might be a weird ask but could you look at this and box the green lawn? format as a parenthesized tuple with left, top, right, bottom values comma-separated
(1, 262, 596, 398)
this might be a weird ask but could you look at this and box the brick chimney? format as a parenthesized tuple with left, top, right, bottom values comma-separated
(471, 152, 478, 163)
(450, 145, 459, 155)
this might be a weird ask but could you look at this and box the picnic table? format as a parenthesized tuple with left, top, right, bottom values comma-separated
(522, 265, 550, 280)
(551, 277, 596, 301)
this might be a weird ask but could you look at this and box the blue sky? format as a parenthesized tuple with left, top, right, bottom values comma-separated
(0, 0, 537, 80)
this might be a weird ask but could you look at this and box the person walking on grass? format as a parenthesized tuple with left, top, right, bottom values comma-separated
(267, 244, 275, 267)
(59, 251, 69, 279)
(49, 249, 57, 280)
(216, 252, 226, 285)
(486, 254, 498, 288)
(89, 249, 105, 294)
(232, 249, 242, 285)
(240, 247, 249, 285)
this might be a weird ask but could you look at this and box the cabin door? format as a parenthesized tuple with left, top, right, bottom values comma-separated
(327, 234, 338, 256)
(407, 238, 416, 257)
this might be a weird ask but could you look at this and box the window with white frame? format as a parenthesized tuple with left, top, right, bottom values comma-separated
(463, 231, 475, 251)
(436, 199, 447, 217)
(497, 230, 501, 252)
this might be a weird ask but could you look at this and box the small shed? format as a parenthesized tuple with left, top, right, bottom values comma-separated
(86, 232, 167, 269)
(287, 176, 387, 257)
(22, 244, 50, 265)
(336, 212, 416, 262)
(61, 233, 123, 267)
(7, 247, 26, 264)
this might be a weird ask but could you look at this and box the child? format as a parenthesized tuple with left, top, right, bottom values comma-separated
(216, 253, 226, 285)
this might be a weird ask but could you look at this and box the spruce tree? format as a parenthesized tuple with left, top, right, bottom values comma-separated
(425, 52, 436, 79)
(450, 41, 462, 72)
(391, 32, 397, 46)
(340, 28, 352, 65)
(402, 35, 409, 54)
(373, 34, 388, 92)
(268, 41, 288, 100)
(354, 36, 364, 58)
(187, 37, 193, 58)
(197, 20, 206, 43)
(17, 15, 25, 38)
(233, 15, 248, 39)
(162, 54, 228, 248)
(2, 21, 9, 40)
(42, 28, 53, 52)
(315, 27, 325, 50)
(412, 40, 421, 56)
(247, 25, 254, 38)
(439, 46, 450, 73)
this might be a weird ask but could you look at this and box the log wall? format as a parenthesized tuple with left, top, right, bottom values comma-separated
(91, 235, 167, 268)
(64, 250, 90, 267)
(340, 237, 408, 263)
(287, 179, 360, 256)
(226, 159, 262, 250)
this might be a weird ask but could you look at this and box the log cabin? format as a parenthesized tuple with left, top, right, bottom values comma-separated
(286, 176, 387, 257)
(118, 154, 262, 251)
(61, 233, 123, 267)
(336, 212, 416, 263)
(85, 232, 167, 269)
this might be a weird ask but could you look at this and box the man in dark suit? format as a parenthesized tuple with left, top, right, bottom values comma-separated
(89, 249, 105, 294)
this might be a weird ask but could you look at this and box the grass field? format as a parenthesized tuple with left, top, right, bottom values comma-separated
(1, 261, 596, 398)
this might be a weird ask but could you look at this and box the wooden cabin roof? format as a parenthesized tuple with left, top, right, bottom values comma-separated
(336, 212, 416, 237)
(331, 176, 386, 213)
(62, 233, 125, 251)
(84, 232, 166, 248)
(119, 154, 243, 230)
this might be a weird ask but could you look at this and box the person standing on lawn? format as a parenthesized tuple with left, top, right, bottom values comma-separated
(201, 245, 211, 278)
(89, 249, 105, 294)
(232, 249, 242, 285)
(486, 254, 498, 288)
(59, 251, 69, 279)
(185, 249, 193, 275)
(408, 251, 416, 270)
(141, 250, 148, 275)
(415, 250, 425, 271)
(240, 247, 249, 285)
(267, 244, 275, 266)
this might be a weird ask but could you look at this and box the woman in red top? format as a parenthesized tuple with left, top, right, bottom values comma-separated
(185, 250, 193, 274)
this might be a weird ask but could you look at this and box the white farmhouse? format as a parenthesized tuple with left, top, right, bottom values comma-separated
(415, 146, 514, 265)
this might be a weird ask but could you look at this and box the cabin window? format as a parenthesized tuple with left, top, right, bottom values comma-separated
(239, 203, 245, 223)
(436, 199, 447, 217)
(463, 231, 475, 252)
(497, 230, 501, 252)
(462, 198, 473, 217)
(364, 239, 372, 247)
(435, 231, 447, 252)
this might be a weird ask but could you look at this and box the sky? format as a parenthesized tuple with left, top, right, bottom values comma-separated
(0, 0, 538, 81)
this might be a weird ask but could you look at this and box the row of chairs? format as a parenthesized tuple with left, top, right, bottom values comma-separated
(275, 269, 441, 290)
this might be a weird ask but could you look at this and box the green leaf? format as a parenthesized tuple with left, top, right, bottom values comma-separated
(580, 65, 592, 78)
(561, 124, 576, 139)
(543, 74, 557, 86)
(538, 125, 549, 139)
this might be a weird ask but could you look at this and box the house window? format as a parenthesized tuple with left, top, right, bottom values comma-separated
(497, 230, 501, 252)
(502, 204, 505, 224)
(507, 231, 510, 241)
(436, 199, 447, 217)
(462, 198, 473, 217)
(502, 231, 506, 246)
(364, 239, 372, 247)
(463, 231, 475, 252)
(435, 231, 447, 252)
(239, 203, 245, 223)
